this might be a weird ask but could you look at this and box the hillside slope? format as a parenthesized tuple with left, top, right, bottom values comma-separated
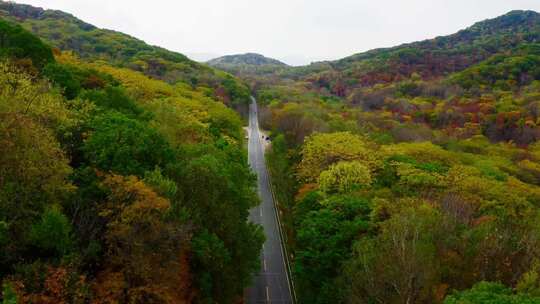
(254, 11, 540, 144)
(249, 10, 540, 304)
(275, 10, 540, 96)
(0, 1, 250, 105)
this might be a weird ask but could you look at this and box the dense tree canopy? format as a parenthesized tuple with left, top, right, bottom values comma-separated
(444, 282, 540, 304)
(298, 132, 380, 182)
(318, 161, 372, 193)
(0, 19, 262, 303)
(0, 19, 54, 70)
(249, 11, 540, 304)
(3, 3, 540, 304)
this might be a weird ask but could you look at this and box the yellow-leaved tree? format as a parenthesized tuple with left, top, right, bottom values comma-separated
(319, 161, 372, 193)
(95, 174, 192, 304)
(298, 132, 381, 183)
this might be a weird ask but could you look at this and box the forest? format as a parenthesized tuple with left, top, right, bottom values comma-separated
(2, 1, 540, 304)
(251, 10, 540, 304)
(0, 12, 262, 304)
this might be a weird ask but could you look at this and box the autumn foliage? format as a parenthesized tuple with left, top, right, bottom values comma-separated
(0, 15, 260, 304)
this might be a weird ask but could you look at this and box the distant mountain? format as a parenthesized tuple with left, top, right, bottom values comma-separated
(207, 53, 289, 77)
(0, 1, 250, 104)
(208, 53, 288, 67)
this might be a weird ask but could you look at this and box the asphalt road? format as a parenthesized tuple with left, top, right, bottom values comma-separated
(245, 97, 293, 304)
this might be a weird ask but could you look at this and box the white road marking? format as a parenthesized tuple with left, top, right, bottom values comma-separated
(260, 207, 263, 217)
(266, 286, 270, 302)
(263, 259, 267, 271)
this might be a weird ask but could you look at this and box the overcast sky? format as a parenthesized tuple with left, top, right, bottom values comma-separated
(14, 0, 540, 65)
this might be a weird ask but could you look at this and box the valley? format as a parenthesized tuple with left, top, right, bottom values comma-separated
(0, 1, 540, 304)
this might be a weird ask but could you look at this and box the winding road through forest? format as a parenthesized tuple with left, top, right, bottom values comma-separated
(245, 97, 294, 304)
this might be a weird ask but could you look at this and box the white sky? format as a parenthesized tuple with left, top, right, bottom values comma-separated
(14, 0, 540, 66)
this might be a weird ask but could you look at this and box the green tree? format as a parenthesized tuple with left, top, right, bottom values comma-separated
(191, 230, 231, 299)
(82, 111, 174, 176)
(80, 85, 144, 118)
(346, 202, 442, 304)
(0, 19, 54, 70)
(43, 62, 81, 99)
(167, 143, 264, 303)
(1, 282, 17, 304)
(143, 168, 178, 200)
(444, 282, 540, 304)
(29, 207, 73, 257)
(517, 262, 540, 297)
(295, 195, 371, 304)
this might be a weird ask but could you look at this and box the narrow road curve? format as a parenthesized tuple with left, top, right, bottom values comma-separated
(246, 97, 294, 304)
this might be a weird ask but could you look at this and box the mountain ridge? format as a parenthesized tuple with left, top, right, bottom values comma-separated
(267, 9, 540, 96)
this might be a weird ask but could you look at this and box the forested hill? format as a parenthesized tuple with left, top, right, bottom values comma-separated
(252, 10, 540, 144)
(0, 1, 251, 106)
(336, 10, 540, 71)
(0, 3, 264, 303)
(208, 53, 289, 77)
(208, 53, 287, 67)
(250, 9, 540, 304)
(279, 10, 540, 93)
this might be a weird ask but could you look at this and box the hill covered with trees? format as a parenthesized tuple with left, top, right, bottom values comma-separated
(0, 1, 250, 107)
(208, 53, 287, 67)
(281, 10, 540, 93)
(244, 9, 540, 304)
(207, 53, 289, 80)
(0, 6, 263, 303)
(2, 2, 540, 304)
